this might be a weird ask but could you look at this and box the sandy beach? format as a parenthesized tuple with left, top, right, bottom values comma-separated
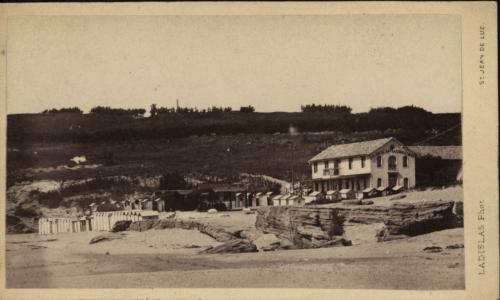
(6, 211, 464, 289)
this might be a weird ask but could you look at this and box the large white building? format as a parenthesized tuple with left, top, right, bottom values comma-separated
(308, 137, 416, 193)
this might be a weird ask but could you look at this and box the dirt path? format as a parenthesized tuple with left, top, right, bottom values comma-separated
(6, 228, 464, 289)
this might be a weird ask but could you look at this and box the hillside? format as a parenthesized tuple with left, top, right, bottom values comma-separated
(7, 110, 460, 143)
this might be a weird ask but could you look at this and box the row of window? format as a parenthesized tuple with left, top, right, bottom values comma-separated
(313, 155, 409, 173)
(378, 155, 408, 168)
(314, 177, 410, 191)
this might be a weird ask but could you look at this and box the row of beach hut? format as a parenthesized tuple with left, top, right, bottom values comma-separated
(38, 210, 160, 235)
(38, 217, 91, 235)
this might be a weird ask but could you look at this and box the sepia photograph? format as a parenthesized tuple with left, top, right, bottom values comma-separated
(0, 2, 498, 299)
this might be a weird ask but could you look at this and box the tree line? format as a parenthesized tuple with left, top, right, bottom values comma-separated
(301, 104, 352, 114)
(41, 104, 256, 117)
(39, 104, 431, 117)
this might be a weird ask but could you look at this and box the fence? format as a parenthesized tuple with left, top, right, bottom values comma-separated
(38, 217, 91, 235)
(38, 210, 160, 235)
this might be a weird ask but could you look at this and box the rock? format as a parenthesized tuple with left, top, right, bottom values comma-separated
(451, 201, 463, 227)
(360, 200, 374, 205)
(342, 200, 362, 205)
(390, 194, 407, 201)
(278, 239, 295, 250)
(153, 219, 176, 229)
(423, 246, 443, 253)
(197, 223, 235, 242)
(257, 200, 460, 247)
(199, 239, 258, 254)
(207, 208, 218, 214)
(296, 225, 330, 240)
(128, 219, 156, 232)
(89, 232, 124, 244)
(236, 230, 259, 241)
(447, 262, 460, 268)
(315, 237, 352, 248)
(245, 211, 256, 215)
(446, 244, 464, 249)
(377, 234, 407, 242)
(7, 215, 36, 234)
(253, 234, 282, 251)
(111, 220, 132, 232)
(453, 201, 463, 216)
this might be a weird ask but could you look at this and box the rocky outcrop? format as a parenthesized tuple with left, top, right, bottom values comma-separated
(255, 206, 347, 249)
(7, 215, 36, 234)
(375, 200, 459, 241)
(89, 232, 125, 244)
(199, 239, 258, 254)
(256, 199, 462, 245)
(128, 219, 236, 243)
(128, 219, 157, 232)
(111, 220, 132, 232)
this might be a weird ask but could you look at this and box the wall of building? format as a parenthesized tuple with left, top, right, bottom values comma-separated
(311, 156, 372, 180)
(311, 139, 416, 191)
(369, 145, 416, 188)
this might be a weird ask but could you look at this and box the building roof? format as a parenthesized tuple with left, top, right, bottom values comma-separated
(309, 137, 395, 162)
(272, 195, 283, 200)
(408, 146, 462, 160)
(339, 188, 352, 194)
(392, 185, 403, 191)
(326, 190, 339, 195)
(309, 191, 321, 196)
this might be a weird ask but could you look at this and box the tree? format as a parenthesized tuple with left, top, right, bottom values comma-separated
(240, 105, 255, 113)
(301, 104, 352, 114)
(150, 104, 158, 117)
(42, 107, 83, 114)
(159, 172, 188, 190)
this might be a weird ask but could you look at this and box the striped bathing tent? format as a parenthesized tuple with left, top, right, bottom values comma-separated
(91, 210, 159, 232)
(38, 217, 91, 235)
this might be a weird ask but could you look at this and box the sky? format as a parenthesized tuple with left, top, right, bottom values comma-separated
(7, 15, 462, 114)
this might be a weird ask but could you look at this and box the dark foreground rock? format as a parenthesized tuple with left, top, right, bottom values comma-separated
(199, 239, 258, 254)
(7, 215, 36, 234)
(111, 220, 132, 232)
(89, 232, 125, 244)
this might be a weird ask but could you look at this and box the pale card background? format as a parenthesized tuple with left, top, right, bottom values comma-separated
(0, 2, 497, 300)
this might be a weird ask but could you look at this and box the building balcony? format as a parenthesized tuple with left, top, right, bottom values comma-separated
(388, 164, 397, 171)
(323, 168, 340, 176)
